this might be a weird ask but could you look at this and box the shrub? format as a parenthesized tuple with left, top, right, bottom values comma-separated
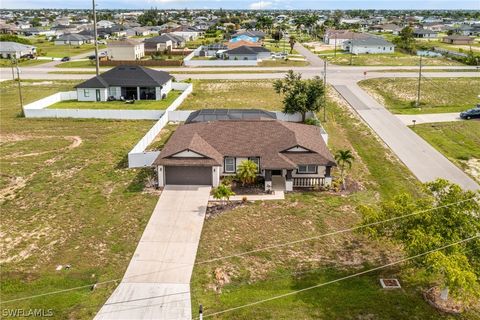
(304, 117, 321, 126)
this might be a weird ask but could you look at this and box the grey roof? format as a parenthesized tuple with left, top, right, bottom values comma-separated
(0, 41, 36, 52)
(56, 33, 91, 41)
(346, 37, 394, 47)
(144, 34, 184, 44)
(75, 65, 173, 89)
(185, 109, 277, 123)
(225, 45, 265, 55)
(413, 28, 438, 34)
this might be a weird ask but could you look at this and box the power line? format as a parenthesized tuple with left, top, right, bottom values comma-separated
(201, 234, 479, 318)
(1, 196, 477, 305)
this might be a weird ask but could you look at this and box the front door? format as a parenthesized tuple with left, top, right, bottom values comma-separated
(271, 170, 282, 176)
(95, 89, 101, 102)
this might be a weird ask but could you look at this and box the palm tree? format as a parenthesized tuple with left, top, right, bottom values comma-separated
(334, 149, 355, 190)
(288, 35, 296, 53)
(236, 160, 258, 186)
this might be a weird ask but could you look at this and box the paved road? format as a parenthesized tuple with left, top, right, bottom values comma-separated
(396, 113, 463, 125)
(334, 83, 479, 191)
(94, 185, 211, 320)
(294, 43, 325, 67)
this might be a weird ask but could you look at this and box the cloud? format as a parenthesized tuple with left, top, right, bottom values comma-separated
(249, 1, 273, 9)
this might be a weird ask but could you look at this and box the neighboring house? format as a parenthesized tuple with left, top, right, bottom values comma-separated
(223, 45, 271, 60)
(132, 27, 150, 36)
(154, 114, 336, 191)
(442, 35, 474, 45)
(0, 41, 36, 59)
(197, 43, 228, 57)
(0, 23, 19, 34)
(144, 34, 186, 52)
(107, 39, 144, 60)
(370, 24, 402, 35)
(323, 30, 370, 45)
(55, 33, 93, 45)
(170, 25, 202, 41)
(97, 20, 115, 29)
(413, 28, 438, 38)
(75, 65, 173, 101)
(226, 39, 261, 50)
(342, 37, 395, 54)
(233, 30, 266, 39)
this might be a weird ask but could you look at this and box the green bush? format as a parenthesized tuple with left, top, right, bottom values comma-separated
(304, 117, 321, 126)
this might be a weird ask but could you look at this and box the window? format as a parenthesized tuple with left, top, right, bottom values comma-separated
(297, 165, 317, 174)
(224, 157, 235, 173)
(109, 87, 117, 97)
(249, 157, 260, 173)
(83, 89, 90, 97)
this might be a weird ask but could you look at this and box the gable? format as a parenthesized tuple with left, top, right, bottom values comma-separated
(171, 149, 205, 158)
(283, 145, 311, 153)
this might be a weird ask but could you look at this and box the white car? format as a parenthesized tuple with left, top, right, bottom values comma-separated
(271, 52, 288, 59)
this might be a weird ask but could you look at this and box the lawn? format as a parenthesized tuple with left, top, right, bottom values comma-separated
(258, 59, 309, 67)
(0, 80, 159, 319)
(178, 80, 284, 110)
(30, 37, 106, 58)
(146, 122, 179, 151)
(48, 90, 182, 110)
(0, 58, 50, 67)
(55, 60, 99, 68)
(412, 121, 480, 183)
(324, 51, 462, 66)
(358, 77, 480, 114)
(188, 87, 480, 319)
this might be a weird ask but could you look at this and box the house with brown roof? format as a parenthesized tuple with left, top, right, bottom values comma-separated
(442, 35, 474, 45)
(154, 114, 336, 191)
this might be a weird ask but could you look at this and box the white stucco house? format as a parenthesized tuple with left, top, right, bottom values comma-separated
(0, 41, 36, 59)
(107, 39, 145, 61)
(75, 65, 173, 102)
(54, 33, 93, 46)
(223, 45, 271, 60)
(342, 37, 395, 54)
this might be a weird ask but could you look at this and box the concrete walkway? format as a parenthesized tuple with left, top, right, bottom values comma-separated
(333, 83, 479, 191)
(395, 113, 462, 125)
(294, 43, 325, 67)
(94, 185, 211, 320)
(209, 191, 285, 202)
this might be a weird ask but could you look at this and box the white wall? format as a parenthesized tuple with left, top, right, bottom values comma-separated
(107, 44, 145, 60)
(184, 52, 258, 67)
(351, 45, 394, 54)
(77, 88, 108, 102)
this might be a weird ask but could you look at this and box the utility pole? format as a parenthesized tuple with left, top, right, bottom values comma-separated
(199, 304, 203, 320)
(14, 59, 24, 116)
(92, 0, 100, 76)
(323, 59, 327, 122)
(416, 55, 423, 107)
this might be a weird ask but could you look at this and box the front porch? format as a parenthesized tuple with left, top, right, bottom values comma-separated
(264, 169, 332, 192)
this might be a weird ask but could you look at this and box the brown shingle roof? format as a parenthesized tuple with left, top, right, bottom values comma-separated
(154, 120, 336, 169)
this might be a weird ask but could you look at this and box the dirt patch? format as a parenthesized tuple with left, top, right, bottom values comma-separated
(206, 202, 247, 219)
(463, 158, 480, 183)
(0, 175, 28, 202)
(424, 287, 464, 314)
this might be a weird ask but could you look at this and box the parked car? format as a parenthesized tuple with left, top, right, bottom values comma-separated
(61, 56, 70, 62)
(460, 107, 480, 120)
(271, 52, 287, 59)
(20, 54, 35, 59)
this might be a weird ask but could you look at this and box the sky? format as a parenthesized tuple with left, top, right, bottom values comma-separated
(2, 0, 480, 10)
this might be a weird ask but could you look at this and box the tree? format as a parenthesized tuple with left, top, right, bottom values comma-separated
(273, 71, 325, 122)
(31, 17, 41, 27)
(334, 149, 355, 190)
(394, 26, 416, 53)
(360, 179, 480, 304)
(272, 29, 283, 47)
(212, 184, 235, 206)
(288, 35, 296, 53)
(236, 160, 258, 186)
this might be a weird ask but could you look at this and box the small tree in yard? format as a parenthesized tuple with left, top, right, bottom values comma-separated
(273, 70, 325, 122)
(289, 35, 296, 53)
(334, 149, 355, 190)
(236, 160, 258, 186)
(212, 184, 235, 206)
(394, 26, 416, 53)
(360, 179, 480, 305)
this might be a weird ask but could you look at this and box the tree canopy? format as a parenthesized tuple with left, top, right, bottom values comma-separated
(273, 70, 325, 122)
(394, 26, 416, 53)
(360, 179, 480, 303)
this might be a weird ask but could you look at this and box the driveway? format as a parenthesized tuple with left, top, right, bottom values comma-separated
(395, 113, 462, 125)
(294, 43, 325, 67)
(334, 84, 479, 191)
(94, 185, 211, 320)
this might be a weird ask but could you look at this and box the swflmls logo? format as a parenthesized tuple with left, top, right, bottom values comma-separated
(2, 308, 54, 317)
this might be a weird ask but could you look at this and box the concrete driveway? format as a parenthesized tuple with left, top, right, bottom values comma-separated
(94, 185, 211, 320)
(395, 113, 462, 125)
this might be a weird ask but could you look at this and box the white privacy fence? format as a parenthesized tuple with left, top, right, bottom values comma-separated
(23, 83, 193, 121)
(183, 49, 258, 67)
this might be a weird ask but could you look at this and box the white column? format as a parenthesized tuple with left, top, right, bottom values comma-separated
(157, 166, 165, 187)
(136, 87, 140, 100)
(212, 166, 220, 187)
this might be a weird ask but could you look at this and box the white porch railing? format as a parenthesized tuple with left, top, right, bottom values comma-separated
(293, 177, 326, 188)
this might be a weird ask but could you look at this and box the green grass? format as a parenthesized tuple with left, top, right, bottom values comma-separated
(412, 121, 480, 183)
(0, 58, 50, 67)
(49, 70, 291, 75)
(146, 122, 179, 151)
(55, 60, 99, 68)
(48, 91, 182, 110)
(258, 59, 309, 67)
(189, 86, 468, 319)
(325, 51, 462, 66)
(178, 80, 283, 110)
(358, 77, 480, 114)
(30, 37, 105, 58)
(0, 80, 159, 319)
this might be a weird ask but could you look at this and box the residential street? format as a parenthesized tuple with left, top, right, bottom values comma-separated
(94, 185, 211, 320)
(334, 84, 479, 191)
